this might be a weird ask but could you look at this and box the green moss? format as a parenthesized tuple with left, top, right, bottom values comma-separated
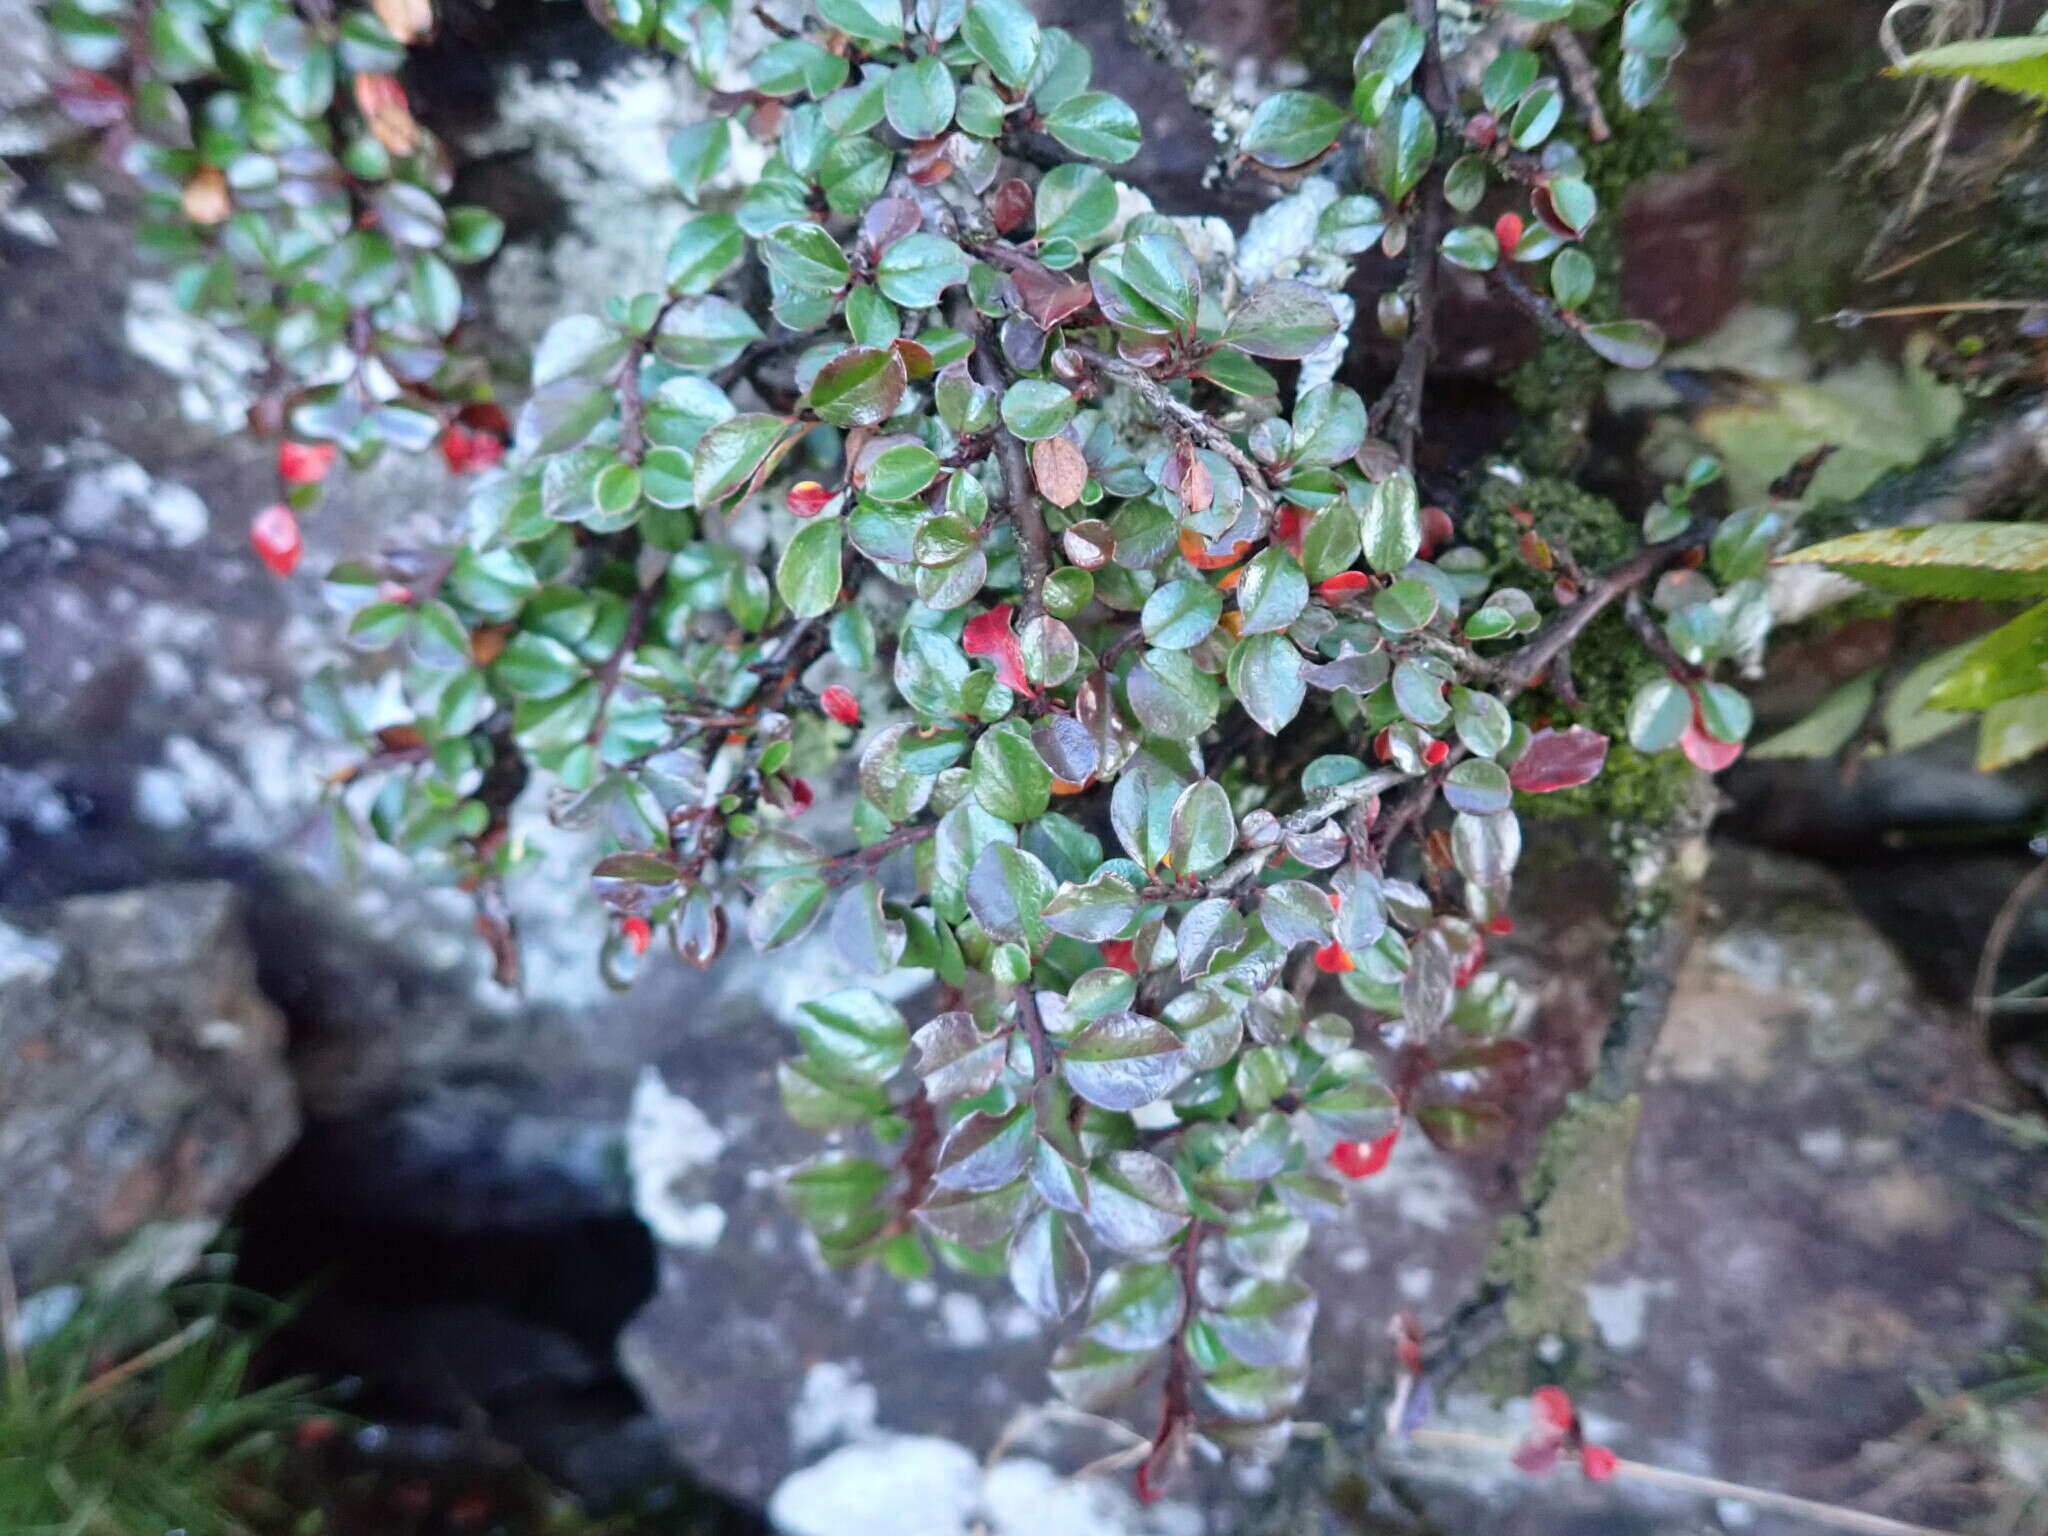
(1485, 1094, 1642, 1340)
(1465, 475, 1696, 823)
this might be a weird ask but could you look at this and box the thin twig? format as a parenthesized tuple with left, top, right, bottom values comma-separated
(1548, 24, 1613, 142)
(1971, 855, 2048, 1043)
(961, 303, 1052, 625)
(69, 1317, 217, 1408)
(1067, 342, 1277, 516)
(1405, 1426, 1970, 1536)
(0, 1234, 25, 1385)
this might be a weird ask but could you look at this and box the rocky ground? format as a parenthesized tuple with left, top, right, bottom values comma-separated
(3, 0, 2047, 1533)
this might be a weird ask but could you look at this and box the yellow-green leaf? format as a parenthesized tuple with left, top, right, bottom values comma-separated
(1777, 523, 2048, 601)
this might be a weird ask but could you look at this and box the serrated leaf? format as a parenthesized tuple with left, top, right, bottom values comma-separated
(1893, 33, 2048, 102)
(1777, 523, 2048, 600)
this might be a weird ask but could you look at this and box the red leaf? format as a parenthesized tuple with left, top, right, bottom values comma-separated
(1099, 939, 1137, 974)
(1680, 717, 1743, 772)
(1418, 506, 1456, 561)
(787, 480, 836, 518)
(860, 197, 921, 254)
(1509, 726, 1610, 793)
(1315, 571, 1371, 601)
(962, 602, 1035, 697)
(991, 178, 1033, 235)
(249, 505, 302, 576)
(278, 440, 336, 485)
(820, 684, 861, 727)
(1330, 1124, 1400, 1178)
(1580, 1444, 1618, 1482)
(1162, 440, 1212, 514)
(906, 137, 953, 185)
(55, 69, 129, 129)
(1009, 257, 1096, 330)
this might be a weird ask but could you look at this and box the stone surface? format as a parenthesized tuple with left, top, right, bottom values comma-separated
(0, 881, 298, 1292)
(1355, 846, 2048, 1536)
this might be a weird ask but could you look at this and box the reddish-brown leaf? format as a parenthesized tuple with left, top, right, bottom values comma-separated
(1030, 435, 1088, 509)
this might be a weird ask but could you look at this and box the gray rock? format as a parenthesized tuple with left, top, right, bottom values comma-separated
(0, 882, 298, 1292)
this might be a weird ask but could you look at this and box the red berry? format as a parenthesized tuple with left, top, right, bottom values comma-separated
(787, 480, 835, 518)
(1580, 1444, 1618, 1482)
(1418, 505, 1457, 560)
(1423, 739, 1450, 766)
(1099, 939, 1137, 974)
(294, 1417, 337, 1449)
(1373, 728, 1394, 762)
(786, 775, 815, 814)
(1487, 914, 1515, 936)
(820, 684, 861, 727)
(250, 504, 302, 576)
(278, 440, 336, 485)
(622, 916, 652, 956)
(1532, 1386, 1575, 1433)
(1313, 940, 1354, 973)
(1330, 1125, 1399, 1179)
(1494, 213, 1525, 254)
(440, 424, 505, 474)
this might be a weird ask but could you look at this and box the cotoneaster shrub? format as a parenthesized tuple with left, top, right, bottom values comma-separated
(38, 0, 1794, 1497)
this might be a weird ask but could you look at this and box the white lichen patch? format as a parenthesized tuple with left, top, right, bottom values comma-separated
(1583, 1275, 1673, 1352)
(626, 1065, 728, 1251)
(789, 1359, 880, 1455)
(122, 280, 264, 431)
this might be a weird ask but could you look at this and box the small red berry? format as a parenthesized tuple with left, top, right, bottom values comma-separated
(278, 440, 336, 485)
(1580, 1444, 1618, 1482)
(786, 775, 815, 814)
(250, 504, 302, 576)
(820, 684, 861, 727)
(1423, 739, 1450, 766)
(294, 1416, 337, 1449)
(1313, 940, 1354, 973)
(1373, 728, 1395, 763)
(440, 424, 505, 474)
(622, 916, 651, 956)
(1487, 914, 1515, 936)
(1532, 1386, 1575, 1433)
(1099, 939, 1137, 974)
(1494, 212, 1525, 254)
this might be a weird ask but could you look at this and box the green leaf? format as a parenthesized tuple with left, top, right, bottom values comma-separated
(1228, 632, 1306, 734)
(966, 842, 1057, 950)
(1001, 379, 1077, 440)
(762, 220, 851, 293)
(1509, 78, 1562, 149)
(493, 630, 585, 698)
(1776, 523, 2048, 600)
(1241, 90, 1347, 169)
(750, 874, 830, 950)
(794, 987, 909, 1084)
(668, 119, 731, 201)
(1482, 48, 1539, 115)
(1441, 225, 1499, 271)
(693, 413, 791, 506)
(1926, 601, 2048, 712)
(652, 296, 763, 371)
(1043, 91, 1141, 163)
(1751, 672, 1879, 759)
(1222, 281, 1339, 360)
(1064, 1013, 1185, 1110)
(1373, 577, 1437, 634)
(1576, 317, 1665, 369)
(1167, 778, 1234, 876)
(1978, 689, 2048, 770)
(1237, 547, 1309, 634)
(665, 214, 744, 294)
(866, 442, 941, 501)
(1361, 471, 1421, 572)
(1695, 680, 1753, 743)
(1035, 163, 1118, 246)
(876, 232, 970, 309)
(778, 517, 844, 618)
(813, 346, 908, 428)
(1143, 578, 1223, 650)
(1546, 174, 1597, 236)
(1893, 33, 2048, 103)
(972, 718, 1054, 823)
(963, 0, 1041, 89)
(1627, 676, 1692, 752)
(885, 53, 956, 139)
(1550, 247, 1595, 311)
(818, 0, 905, 47)
(1374, 94, 1437, 202)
